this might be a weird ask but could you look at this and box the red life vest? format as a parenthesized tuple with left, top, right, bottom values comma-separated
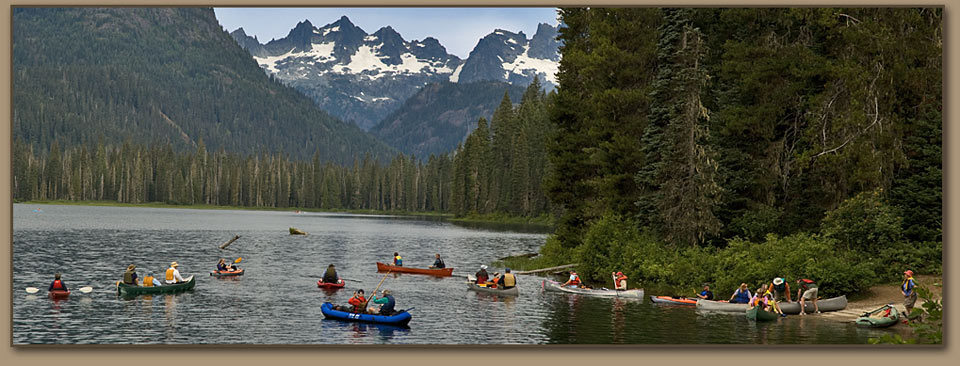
(51, 280, 66, 291)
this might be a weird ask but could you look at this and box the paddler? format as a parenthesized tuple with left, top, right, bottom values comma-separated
(322, 264, 340, 284)
(393, 252, 403, 266)
(612, 271, 628, 290)
(475, 265, 489, 285)
(697, 284, 714, 300)
(122, 264, 139, 286)
(561, 271, 581, 288)
(367, 289, 397, 316)
(142, 271, 156, 287)
(347, 289, 366, 313)
(429, 253, 445, 269)
(48, 273, 69, 292)
(497, 268, 518, 289)
(165, 262, 185, 284)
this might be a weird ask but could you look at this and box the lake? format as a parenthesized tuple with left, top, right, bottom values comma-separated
(12, 204, 909, 344)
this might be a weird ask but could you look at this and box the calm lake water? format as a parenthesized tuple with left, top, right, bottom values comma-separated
(12, 204, 909, 345)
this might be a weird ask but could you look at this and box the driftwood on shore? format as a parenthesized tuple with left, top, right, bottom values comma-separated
(219, 235, 240, 250)
(515, 263, 579, 275)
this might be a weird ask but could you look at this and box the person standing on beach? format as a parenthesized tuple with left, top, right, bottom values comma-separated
(901, 270, 918, 319)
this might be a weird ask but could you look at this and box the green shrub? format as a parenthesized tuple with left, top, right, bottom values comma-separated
(874, 241, 942, 282)
(821, 188, 903, 252)
(728, 204, 783, 242)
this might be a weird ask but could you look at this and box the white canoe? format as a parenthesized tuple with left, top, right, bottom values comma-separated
(467, 282, 519, 296)
(696, 299, 750, 312)
(777, 295, 848, 314)
(542, 280, 644, 298)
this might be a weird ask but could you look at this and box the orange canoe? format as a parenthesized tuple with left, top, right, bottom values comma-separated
(376, 262, 453, 276)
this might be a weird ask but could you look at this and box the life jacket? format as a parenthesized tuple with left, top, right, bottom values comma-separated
(322, 268, 338, 283)
(348, 296, 366, 309)
(902, 277, 915, 295)
(732, 289, 751, 303)
(772, 281, 786, 292)
(142, 275, 154, 287)
(502, 273, 517, 288)
(217, 263, 228, 271)
(799, 279, 817, 290)
(394, 255, 403, 266)
(166, 268, 175, 281)
(123, 270, 137, 285)
(379, 295, 396, 314)
(568, 274, 581, 286)
(51, 280, 66, 291)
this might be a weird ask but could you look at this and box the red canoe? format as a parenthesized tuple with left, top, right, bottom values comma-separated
(48, 290, 70, 300)
(650, 296, 698, 305)
(376, 262, 453, 277)
(317, 279, 346, 289)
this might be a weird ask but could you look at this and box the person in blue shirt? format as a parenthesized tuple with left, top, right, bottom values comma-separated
(393, 252, 403, 266)
(729, 283, 752, 304)
(901, 270, 918, 317)
(697, 284, 714, 300)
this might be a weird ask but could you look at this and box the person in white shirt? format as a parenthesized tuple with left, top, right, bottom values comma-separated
(165, 261, 185, 284)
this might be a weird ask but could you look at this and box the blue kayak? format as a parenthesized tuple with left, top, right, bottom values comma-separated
(320, 302, 412, 326)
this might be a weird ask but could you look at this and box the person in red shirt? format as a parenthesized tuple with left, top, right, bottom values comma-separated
(612, 271, 628, 290)
(347, 289, 367, 313)
(48, 273, 68, 292)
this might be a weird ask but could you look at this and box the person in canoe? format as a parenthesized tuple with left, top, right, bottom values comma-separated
(216, 258, 237, 272)
(489, 272, 502, 288)
(367, 289, 397, 316)
(612, 271, 628, 290)
(697, 284, 714, 300)
(48, 273, 68, 292)
(393, 252, 403, 266)
(497, 268, 518, 289)
(322, 264, 340, 284)
(346, 289, 366, 313)
(143, 271, 162, 287)
(562, 271, 582, 288)
(795, 278, 820, 314)
(475, 265, 490, 284)
(165, 262, 185, 284)
(771, 277, 792, 302)
(122, 264, 139, 286)
(901, 270, 918, 319)
(729, 283, 752, 304)
(429, 253, 445, 269)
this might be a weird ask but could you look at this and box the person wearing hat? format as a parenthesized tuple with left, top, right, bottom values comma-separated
(321, 264, 340, 284)
(165, 261, 185, 284)
(475, 265, 490, 285)
(429, 253, 445, 269)
(562, 271, 582, 288)
(122, 264, 139, 285)
(367, 289, 397, 315)
(795, 278, 820, 314)
(48, 273, 69, 292)
(498, 268, 518, 289)
(771, 277, 792, 302)
(697, 284, 714, 300)
(612, 271, 628, 290)
(901, 270, 918, 317)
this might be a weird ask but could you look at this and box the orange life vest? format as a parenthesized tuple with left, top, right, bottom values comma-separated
(166, 268, 175, 281)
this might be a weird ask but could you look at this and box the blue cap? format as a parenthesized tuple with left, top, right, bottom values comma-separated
(505, 268, 511, 272)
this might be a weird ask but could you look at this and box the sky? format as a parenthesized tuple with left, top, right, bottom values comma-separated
(214, 8, 559, 58)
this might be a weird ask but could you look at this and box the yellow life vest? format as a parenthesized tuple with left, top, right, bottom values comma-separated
(503, 273, 517, 287)
(166, 268, 175, 281)
(143, 275, 154, 287)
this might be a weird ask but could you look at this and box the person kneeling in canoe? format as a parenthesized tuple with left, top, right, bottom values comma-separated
(612, 271, 628, 290)
(49, 273, 69, 292)
(122, 264, 139, 286)
(429, 253, 445, 269)
(165, 262, 185, 284)
(475, 265, 490, 285)
(346, 289, 366, 313)
(729, 283, 752, 304)
(393, 252, 403, 266)
(322, 264, 340, 284)
(498, 268, 518, 289)
(562, 271, 582, 288)
(367, 289, 397, 316)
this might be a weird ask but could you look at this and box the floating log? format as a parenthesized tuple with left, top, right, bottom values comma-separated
(514, 263, 579, 275)
(289, 227, 307, 235)
(497, 252, 540, 261)
(219, 235, 241, 250)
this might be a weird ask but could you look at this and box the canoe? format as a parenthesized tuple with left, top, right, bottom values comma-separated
(48, 290, 70, 300)
(650, 296, 698, 305)
(696, 299, 749, 312)
(542, 280, 644, 298)
(746, 305, 779, 322)
(777, 296, 847, 314)
(117, 275, 196, 297)
(855, 304, 900, 328)
(376, 262, 453, 277)
(317, 279, 346, 289)
(467, 282, 519, 296)
(210, 269, 244, 277)
(320, 302, 412, 326)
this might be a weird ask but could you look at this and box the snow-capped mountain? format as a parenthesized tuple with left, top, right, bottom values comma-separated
(229, 16, 559, 130)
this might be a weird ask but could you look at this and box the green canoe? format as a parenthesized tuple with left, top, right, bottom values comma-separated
(855, 304, 900, 328)
(746, 305, 779, 322)
(116, 275, 196, 297)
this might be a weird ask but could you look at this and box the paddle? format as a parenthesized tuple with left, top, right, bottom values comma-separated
(339, 278, 363, 283)
(26, 286, 92, 294)
(363, 269, 392, 310)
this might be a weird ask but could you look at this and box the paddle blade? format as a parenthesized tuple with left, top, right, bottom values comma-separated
(78, 286, 93, 293)
(234, 257, 243, 263)
(25, 287, 40, 294)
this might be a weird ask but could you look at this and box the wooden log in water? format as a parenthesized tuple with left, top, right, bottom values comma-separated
(497, 252, 539, 261)
(289, 227, 307, 235)
(514, 263, 579, 275)
(219, 235, 240, 250)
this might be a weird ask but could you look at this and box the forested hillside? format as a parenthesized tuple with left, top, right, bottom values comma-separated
(13, 8, 396, 164)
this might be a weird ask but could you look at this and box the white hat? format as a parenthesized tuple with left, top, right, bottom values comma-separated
(480, 265, 488, 269)
(773, 277, 784, 285)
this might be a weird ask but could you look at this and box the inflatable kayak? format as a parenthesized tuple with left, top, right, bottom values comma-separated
(210, 269, 244, 277)
(650, 296, 698, 305)
(855, 304, 900, 328)
(376, 262, 453, 276)
(320, 302, 412, 326)
(317, 279, 346, 289)
(48, 289, 70, 300)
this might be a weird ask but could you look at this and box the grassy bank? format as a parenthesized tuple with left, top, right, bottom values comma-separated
(448, 213, 555, 227)
(20, 200, 452, 218)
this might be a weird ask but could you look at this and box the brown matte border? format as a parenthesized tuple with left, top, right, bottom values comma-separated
(0, 0, 953, 364)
